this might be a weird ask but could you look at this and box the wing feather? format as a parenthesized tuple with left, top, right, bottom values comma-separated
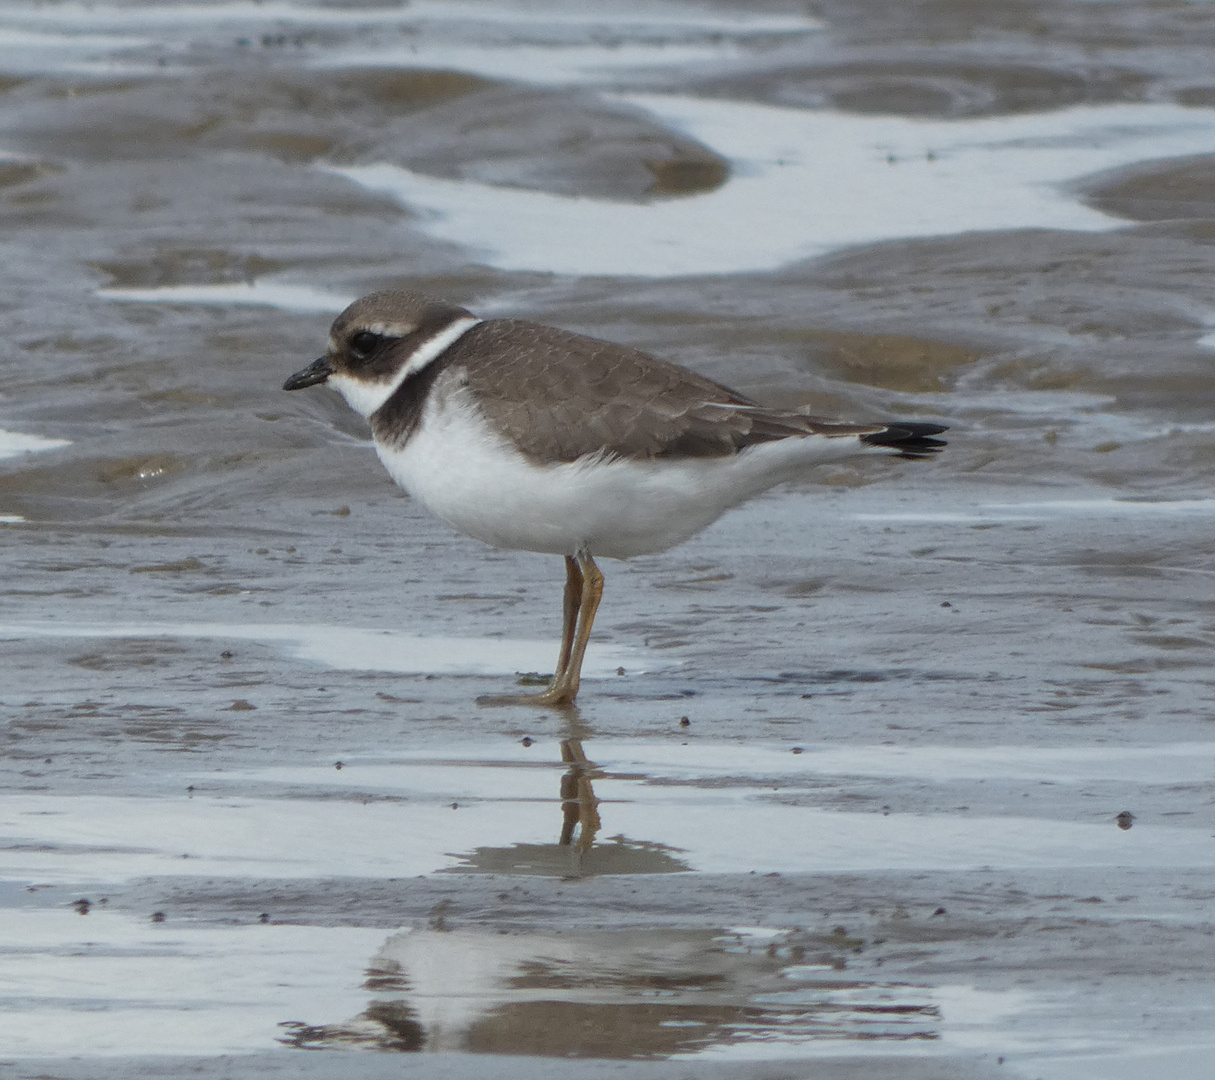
(447, 320, 886, 463)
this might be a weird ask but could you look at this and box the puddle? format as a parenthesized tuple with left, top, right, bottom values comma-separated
(542, 738, 1215, 785)
(0, 431, 71, 522)
(357, 3, 824, 35)
(310, 3, 823, 84)
(0, 0, 820, 81)
(0, 1, 811, 34)
(0, 1, 465, 31)
(913, 388, 1215, 449)
(5, 738, 1211, 885)
(983, 498, 1215, 516)
(281, 926, 956, 1057)
(0, 903, 1194, 1064)
(0, 621, 646, 678)
(330, 100, 1215, 276)
(0, 909, 1028, 1060)
(0, 26, 147, 51)
(0, 428, 71, 460)
(1025, 1045, 1215, 1080)
(853, 497, 1215, 524)
(320, 41, 768, 87)
(0, 908, 384, 1057)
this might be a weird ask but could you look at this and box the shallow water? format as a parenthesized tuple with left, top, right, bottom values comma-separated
(2, 1, 1215, 1078)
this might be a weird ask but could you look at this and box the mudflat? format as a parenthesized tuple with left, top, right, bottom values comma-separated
(2, 2, 1214, 1077)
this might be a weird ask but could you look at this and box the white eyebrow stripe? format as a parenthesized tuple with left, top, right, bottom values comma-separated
(328, 316, 482, 419)
(363, 321, 416, 338)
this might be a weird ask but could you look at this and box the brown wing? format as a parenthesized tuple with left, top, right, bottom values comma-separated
(446, 319, 884, 463)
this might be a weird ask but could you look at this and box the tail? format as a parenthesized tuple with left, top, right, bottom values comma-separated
(861, 422, 948, 459)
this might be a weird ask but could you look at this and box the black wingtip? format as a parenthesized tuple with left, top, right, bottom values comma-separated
(862, 422, 949, 458)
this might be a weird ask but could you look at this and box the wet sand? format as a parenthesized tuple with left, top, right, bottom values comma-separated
(2, 1, 1215, 1077)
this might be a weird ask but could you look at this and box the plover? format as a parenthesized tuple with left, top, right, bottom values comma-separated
(284, 291, 946, 706)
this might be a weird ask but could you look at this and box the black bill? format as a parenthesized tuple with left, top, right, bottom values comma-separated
(283, 357, 334, 391)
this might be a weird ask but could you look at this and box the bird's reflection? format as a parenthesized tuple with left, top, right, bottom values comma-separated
(281, 926, 939, 1055)
(276, 728, 938, 1056)
(558, 737, 602, 853)
(439, 722, 688, 877)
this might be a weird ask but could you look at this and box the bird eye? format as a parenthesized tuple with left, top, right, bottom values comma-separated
(349, 330, 382, 358)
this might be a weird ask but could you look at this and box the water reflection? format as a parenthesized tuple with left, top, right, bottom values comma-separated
(443, 737, 691, 877)
(277, 736, 944, 1057)
(279, 927, 940, 1057)
(558, 738, 601, 853)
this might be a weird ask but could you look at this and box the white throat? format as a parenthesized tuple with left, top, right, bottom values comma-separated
(330, 316, 482, 418)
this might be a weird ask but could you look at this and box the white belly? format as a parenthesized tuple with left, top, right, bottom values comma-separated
(376, 393, 872, 559)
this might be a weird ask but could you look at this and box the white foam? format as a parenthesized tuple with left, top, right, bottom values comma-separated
(330, 100, 1215, 277)
(0, 428, 70, 460)
(0, 620, 645, 677)
(98, 282, 354, 314)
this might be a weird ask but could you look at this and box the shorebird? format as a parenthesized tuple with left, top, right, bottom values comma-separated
(284, 291, 946, 706)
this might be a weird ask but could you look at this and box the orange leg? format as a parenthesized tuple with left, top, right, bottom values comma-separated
(548, 552, 604, 705)
(478, 552, 603, 708)
(553, 555, 583, 682)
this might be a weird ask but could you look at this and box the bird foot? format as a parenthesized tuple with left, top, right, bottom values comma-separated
(477, 684, 579, 709)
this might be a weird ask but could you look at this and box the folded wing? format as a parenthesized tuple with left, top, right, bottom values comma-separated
(454, 320, 946, 463)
